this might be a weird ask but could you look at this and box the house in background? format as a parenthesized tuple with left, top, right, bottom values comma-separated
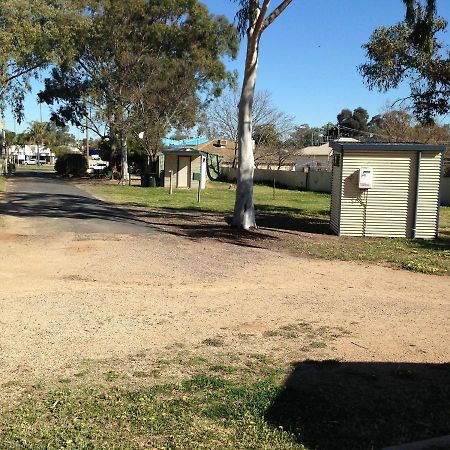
(295, 138, 359, 172)
(8, 144, 57, 164)
(197, 139, 236, 167)
(197, 139, 299, 171)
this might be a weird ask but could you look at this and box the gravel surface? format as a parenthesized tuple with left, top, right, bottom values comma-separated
(0, 173, 448, 390)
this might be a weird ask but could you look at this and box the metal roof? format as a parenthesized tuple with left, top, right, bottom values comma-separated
(332, 142, 446, 153)
(162, 148, 206, 156)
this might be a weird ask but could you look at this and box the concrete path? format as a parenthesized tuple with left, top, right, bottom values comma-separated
(2, 170, 154, 235)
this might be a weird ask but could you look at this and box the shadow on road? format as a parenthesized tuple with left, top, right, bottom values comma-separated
(2, 191, 151, 229)
(265, 359, 450, 450)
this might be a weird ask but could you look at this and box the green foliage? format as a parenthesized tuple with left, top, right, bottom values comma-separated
(39, 0, 239, 158)
(360, 0, 449, 122)
(337, 107, 369, 135)
(0, 0, 89, 119)
(54, 153, 87, 177)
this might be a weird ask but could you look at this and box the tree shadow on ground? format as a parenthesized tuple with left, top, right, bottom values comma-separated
(256, 212, 332, 235)
(255, 203, 331, 218)
(2, 192, 147, 225)
(413, 235, 450, 250)
(265, 360, 450, 450)
(130, 207, 277, 249)
(130, 206, 333, 249)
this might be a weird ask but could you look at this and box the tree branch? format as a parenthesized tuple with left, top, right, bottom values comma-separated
(261, 0, 293, 32)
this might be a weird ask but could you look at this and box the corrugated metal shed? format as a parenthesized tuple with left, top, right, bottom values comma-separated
(330, 143, 444, 239)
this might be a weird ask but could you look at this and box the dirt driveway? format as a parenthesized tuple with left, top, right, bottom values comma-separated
(0, 172, 449, 389)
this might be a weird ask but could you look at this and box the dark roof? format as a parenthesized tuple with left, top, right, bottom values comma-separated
(333, 142, 446, 153)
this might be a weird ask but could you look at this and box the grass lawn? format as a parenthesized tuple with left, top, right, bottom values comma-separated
(82, 180, 450, 275)
(1, 353, 448, 449)
(16, 164, 55, 171)
(84, 180, 330, 217)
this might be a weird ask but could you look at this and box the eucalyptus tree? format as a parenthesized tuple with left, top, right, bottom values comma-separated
(39, 0, 238, 181)
(360, 0, 449, 122)
(232, 0, 292, 230)
(0, 0, 87, 120)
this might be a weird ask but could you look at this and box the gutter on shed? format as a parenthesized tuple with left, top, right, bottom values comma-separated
(412, 151, 422, 239)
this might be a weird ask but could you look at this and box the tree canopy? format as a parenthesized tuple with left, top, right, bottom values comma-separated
(337, 107, 369, 136)
(360, 0, 449, 122)
(0, 0, 88, 120)
(38, 0, 238, 165)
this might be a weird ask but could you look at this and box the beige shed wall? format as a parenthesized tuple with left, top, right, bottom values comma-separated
(415, 151, 441, 239)
(163, 154, 205, 190)
(339, 151, 417, 238)
(164, 154, 178, 189)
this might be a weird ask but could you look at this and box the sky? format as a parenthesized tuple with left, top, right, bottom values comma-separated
(4, 0, 450, 137)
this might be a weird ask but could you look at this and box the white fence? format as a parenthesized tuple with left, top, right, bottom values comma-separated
(221, 167, 332, 193)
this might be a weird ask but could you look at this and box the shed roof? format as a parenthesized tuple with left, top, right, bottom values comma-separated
(162, 148, 206, 156)
(333, 142, 445, 153)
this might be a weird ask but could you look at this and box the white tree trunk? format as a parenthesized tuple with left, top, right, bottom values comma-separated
(233, 29, 260, 229)
(121, 137, 129, 183)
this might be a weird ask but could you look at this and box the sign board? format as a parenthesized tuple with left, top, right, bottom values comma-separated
(192, 172, 201, 182)
(359, 168, 373, 189)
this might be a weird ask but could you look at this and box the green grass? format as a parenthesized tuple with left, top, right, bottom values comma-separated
(83, 180, 330, 218)
(1, 356, 448, 449)
(290, 216, 450, 275)
(83, 180, 450, 275)
(16, 164, 55, 171)
(0, 368, 301, 449)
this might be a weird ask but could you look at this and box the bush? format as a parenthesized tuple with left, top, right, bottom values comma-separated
(55, 154, 87, 177)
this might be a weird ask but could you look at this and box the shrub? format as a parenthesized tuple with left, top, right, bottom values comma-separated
(55, 154, 87, 177)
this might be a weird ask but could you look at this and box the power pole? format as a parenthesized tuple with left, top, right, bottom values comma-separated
(38, 103, 43, 166)
(85, 112, 89, 162)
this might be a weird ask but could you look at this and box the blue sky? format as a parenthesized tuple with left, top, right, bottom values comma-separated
(5, 0, 450, 137)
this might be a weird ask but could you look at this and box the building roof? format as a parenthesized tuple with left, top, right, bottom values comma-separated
(299, 143, 333, 157)
(299, 138, 359, 157)
(197, 139, 236, 162)
(162, 148, 206, 156)
(333, 142, 446, 153)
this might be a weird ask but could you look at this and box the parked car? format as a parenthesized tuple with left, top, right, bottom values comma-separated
(89, 161, 109, 174)
(24, 159, 37, 165)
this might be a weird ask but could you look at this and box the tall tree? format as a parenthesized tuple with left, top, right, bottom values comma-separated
(360, 0, 449, 122)
(0, 0, 87, 120)
(368, 107, 450, 143)
(40, 0, 238, 182)
(201, 88, 293, 166)
(233, 0, 292, 230)
(337, 107, 369, 136)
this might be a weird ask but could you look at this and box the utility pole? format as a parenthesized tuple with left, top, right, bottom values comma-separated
(38, 103, 43, 166)
(85, 111, 89, 163)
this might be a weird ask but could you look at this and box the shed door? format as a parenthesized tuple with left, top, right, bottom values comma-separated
(177, 156, 191, 188)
